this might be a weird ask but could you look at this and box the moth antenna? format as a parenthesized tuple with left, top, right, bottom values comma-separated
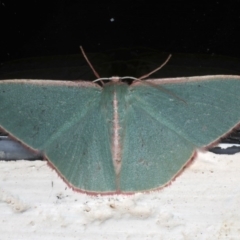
(79, 46, 101, 79)
(93, 76, 138, 83)
(120, 76, 138, 81)
(138, 54, 172, 80)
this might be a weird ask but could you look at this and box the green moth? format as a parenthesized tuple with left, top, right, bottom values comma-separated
(0, 75, 240, 194)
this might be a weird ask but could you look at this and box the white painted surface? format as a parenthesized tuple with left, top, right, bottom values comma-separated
(1, 151, 240, 239)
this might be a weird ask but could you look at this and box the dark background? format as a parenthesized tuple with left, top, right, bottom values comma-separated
(0, 1, 240, 79)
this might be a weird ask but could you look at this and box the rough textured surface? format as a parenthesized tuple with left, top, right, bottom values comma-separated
(1, 151, 240, 239)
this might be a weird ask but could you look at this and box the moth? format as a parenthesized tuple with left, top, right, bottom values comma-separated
(0, 48, 239, 194)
